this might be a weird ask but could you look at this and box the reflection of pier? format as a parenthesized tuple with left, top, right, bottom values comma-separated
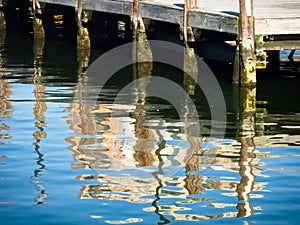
(64, 40, 269, 222)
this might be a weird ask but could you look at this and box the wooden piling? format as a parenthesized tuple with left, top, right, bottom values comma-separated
(132, 0, 139, 31)
(0, 0, 6, 30)
(32, 0, 45, 39)
(238, 87, 256, 137)
(76, 0, 91, 50)
(183, 0, 199, 42)
(238, 0, 256, 86)
(233, 44, 240, 85)
(184, 46, 198, 95)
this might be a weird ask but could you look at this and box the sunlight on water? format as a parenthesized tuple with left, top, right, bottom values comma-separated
(0, 31, 300, 225)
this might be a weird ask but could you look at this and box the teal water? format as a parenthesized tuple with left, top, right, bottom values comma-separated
(0, 31, 300, 225)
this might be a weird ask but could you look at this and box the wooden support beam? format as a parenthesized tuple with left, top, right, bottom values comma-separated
(131, 0, 148, 41)
(238, 0, 256, 86)
(32, 0, 45, 39)
(233, 44, 240, 85)
(0, 0, 6, 31)
(184, 46, 198, 95)
(234, 86, 256, 138)
(132, 0, 139, 31)
(183, 0, 199, 43)
(76, 0, 91, 50)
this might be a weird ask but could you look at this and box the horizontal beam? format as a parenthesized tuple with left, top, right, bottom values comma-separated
(263, 40, 300, 50)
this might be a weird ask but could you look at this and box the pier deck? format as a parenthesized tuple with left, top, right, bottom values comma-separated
(38, 0, 300, 37)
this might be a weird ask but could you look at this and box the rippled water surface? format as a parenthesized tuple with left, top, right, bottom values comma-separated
(0, 32, 300, 225)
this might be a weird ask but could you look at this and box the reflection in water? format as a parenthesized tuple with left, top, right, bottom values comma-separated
(0, 29, 300, 224)
(31, 39, 48, 205)
(0, 31, 12, 205)
(0, 32, 12, 146)
(67, 40, 269, 222)
(235, 87, 257, 217)
(132, 33, 157, 168)
(67, 36, 265, 221)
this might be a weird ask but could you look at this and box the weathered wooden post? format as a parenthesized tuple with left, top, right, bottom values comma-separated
(238, 0, 256, 86)
(133, 0, 139, 32)
(183, 1, 199, 95)
(184, 46, 198, 95)
(0, 0, 5, 31)
(76, 0, 91, 50)
(32, 0, 45, 39)
(183, 0, 199, 42)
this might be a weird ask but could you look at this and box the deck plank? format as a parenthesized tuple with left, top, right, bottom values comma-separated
(38, 0, 300, 35)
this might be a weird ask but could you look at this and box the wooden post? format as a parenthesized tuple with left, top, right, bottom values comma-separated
(183, 0, 199, 43)
(239, 0, 256, 86)
(76, 0, 91, 50)
(233, 44, 240, 85)
(133, 0, 139, 32)
(32, 0, 45, 39)
(184, 46, 198, 95)
(0, 0, 6, 31)
(132, 0, 147, 41)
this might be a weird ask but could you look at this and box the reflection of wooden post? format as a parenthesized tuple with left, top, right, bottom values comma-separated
(183, 95, 203, 197)
(32, 0, 45, 39)
(76, 0, 91, 50)
(238, 0, 256, 86)
(32, 38, 48, 205)
(0, 0, 6, 31)
(235, 86, 256, 217)
(236, 136, 255, 217)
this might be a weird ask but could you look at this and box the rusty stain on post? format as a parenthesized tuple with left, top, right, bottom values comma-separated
(239, 0, 256, 86)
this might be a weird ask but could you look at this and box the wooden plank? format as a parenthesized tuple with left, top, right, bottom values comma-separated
(189, 10, 238, 34)
(255, 18, 300, 35)
(263, 40, 300, 50)
(140, 3, 183, 25)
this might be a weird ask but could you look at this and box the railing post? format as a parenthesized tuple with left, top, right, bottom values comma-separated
(238, 0, 256, 86)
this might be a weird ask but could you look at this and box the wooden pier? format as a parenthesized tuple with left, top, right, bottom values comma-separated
(1, 0, 300, 85)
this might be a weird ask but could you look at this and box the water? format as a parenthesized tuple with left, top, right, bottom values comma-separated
(0, 31, 300, 225)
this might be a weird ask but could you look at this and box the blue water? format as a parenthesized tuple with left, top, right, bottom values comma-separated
(0, 32, 300, 225)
